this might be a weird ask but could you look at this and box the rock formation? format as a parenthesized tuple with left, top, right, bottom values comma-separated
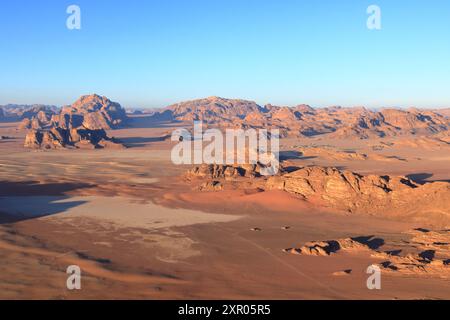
(56, 94, 127, 130)
(186, 164, 450, 220)
(18, 109, 55, 130)
(164, 96, 264, 125)
(284, 230, 450, 279)
(283, 237, 371, 256)
(268, 167, 450, 217)
(185, 163, 267, 180)
(150, 97, 450, 139)
(22, 94, 127, 150)
(198, 181, 224, 191)
(1, 104, 59, 119)
(24, 127, 123, 150)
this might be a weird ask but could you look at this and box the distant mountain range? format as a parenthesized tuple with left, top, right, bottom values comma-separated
(0, 104, 59, 119)
(150, 96, 450, 139)
(2, 95, 450, 140)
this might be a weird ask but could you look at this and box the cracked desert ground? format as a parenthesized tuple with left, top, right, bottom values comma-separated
(1, 116, 449, 300)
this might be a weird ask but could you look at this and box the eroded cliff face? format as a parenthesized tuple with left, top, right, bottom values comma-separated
(24, 127, 123, 150)
(22, 94, 127, 150)
(57, 94, 128, 130)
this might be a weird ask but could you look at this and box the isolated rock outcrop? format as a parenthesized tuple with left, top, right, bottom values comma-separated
(266, 166, 415, 200)
(186, 163, 274, 180)
(20, 105, 57, 120)
(56, 94, 128, 130)
(285, 230, 450, 279)
(22, 94, 127, 150)
(198, 181, 224, 191)
(283, 237, 372, 256)
(24, 127, 123, 150)
(187, 164, 450, 219)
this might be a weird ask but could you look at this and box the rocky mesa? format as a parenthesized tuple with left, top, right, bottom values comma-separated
(186, 164, 450, 222)
(24, 127, 123, 150)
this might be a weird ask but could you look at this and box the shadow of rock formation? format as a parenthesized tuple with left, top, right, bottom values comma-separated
(0, 181, 94, 224)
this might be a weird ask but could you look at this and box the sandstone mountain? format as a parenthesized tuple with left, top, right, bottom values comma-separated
(56, 94, 128, 130)
(160, 96, 264, 128)
(17, 95, 128, 131)
(151, 97, 450, 139)
(21, 94, 127, 150)
(284, 229, 450, 279)
(17, 95, 128, 130)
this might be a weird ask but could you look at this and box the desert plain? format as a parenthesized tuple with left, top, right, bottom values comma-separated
(0, 95, 449, 299)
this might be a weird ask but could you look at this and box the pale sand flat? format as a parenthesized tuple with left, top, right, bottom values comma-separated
(0, 195, 241, 229)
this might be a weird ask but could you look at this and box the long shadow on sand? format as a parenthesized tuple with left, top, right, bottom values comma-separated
(406, 172, 450, 185)
(351, 235, 385, 249)
(406, 173, 434, 184)
(0, 181, 94, 224)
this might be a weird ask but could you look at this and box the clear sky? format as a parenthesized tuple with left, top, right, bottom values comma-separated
(1, 0, 449, 109)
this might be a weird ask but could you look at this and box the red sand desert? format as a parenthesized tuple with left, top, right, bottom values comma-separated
(0, 95, 449, 299)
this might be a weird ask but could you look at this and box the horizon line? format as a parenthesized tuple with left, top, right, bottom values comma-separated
(1, 94, 449, 111)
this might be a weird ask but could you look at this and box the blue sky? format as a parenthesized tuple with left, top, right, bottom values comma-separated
(0, 0, 449, 109)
